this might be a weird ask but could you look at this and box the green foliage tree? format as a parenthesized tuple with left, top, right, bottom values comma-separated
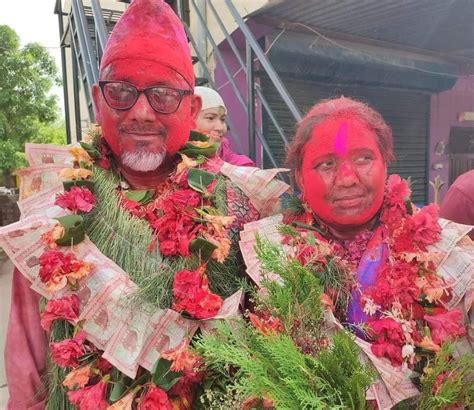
(0, 24, 63, 185)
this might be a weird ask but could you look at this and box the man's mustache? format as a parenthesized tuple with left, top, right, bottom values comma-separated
(118, 125, 167, 135)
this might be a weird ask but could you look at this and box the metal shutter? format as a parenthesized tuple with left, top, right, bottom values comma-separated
(261, 75, 429, 204)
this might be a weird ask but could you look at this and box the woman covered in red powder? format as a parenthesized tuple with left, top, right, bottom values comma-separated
(233, 96, 473, 408)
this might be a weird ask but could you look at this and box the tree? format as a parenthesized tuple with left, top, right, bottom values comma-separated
(0, 25, 63, 186)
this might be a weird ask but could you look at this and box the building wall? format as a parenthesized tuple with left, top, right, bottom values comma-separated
(429, 75, 474, 202)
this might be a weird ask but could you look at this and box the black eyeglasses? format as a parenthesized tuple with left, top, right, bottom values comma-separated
(98, 81, 193, 114)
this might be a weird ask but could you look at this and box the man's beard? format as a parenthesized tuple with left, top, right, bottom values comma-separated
(121, 150, 166, 172)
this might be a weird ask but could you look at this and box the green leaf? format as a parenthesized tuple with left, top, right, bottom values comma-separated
(77, 351, 99, 363)
(151, 358, 182, 391)
(55, 214, 85, 246)
(189, 130, 210, 142)
(179, 142, 219, 158)
(108, 377, 126, 402)
(123, 189, 155, 205)
(189, 237, 218, 261)
(187, 168, 216, 194)
(63, 179, 94, 192)
(80, 141, 102, 160)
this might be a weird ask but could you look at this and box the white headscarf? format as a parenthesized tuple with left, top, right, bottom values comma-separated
(194, 86, 227, 114)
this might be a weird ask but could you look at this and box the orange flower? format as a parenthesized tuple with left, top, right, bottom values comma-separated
(201, 213, 235, 236)
(63, 365, 91, 389)
(67, 260, 94, 285)
(249, 313, 282, 336)
(69, 146, 93, 165)
(188, 140, 211, 148)
(320, 293, 335, 312)
(40, 224, 65, 249)
(417, 336, 440, 352)
(162, 342, 202, 373)
(59, 168, 92, 180)
(176, 154, 198, 175)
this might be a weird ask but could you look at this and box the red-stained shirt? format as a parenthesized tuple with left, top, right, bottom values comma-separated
(439, 170, 474, 239)
(5, 269, 47, 410)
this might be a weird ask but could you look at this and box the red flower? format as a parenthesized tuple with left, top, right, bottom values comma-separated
(410, 204, 441, 250)
(40, 295, 80, 331)
(424, 309, 466, 345)
(39, 250, 74, 283)
(138, 386, 172, 410)
(67, 379, 108, 410)
(369, 318, 405, 366)
(55, 186, 96, 213)
(172, 268, 223, 319)
(50, 330, 87, 368)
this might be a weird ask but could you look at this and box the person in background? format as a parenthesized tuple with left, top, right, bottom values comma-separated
(194, 86, 254, 166)
(439, 169, 474, 239)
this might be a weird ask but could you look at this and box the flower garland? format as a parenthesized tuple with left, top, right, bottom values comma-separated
(275, 174, 472, 405)
(35, 129, 246, 408)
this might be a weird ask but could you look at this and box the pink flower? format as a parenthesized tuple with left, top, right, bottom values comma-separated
(40, 295, 80, 331)
(55, 186, 96, 213)
(410, 204, 441, 250)
(424, 309, 466, 345)
(138, 386, 172, 410)
(67, 380, 108, 410)
(50, 330, 87, 368)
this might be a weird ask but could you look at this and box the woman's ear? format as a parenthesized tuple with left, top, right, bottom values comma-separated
(295, 169, 304, 194)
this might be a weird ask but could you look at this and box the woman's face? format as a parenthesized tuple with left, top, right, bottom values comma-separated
(297, 116, 386, 229)
(196, 107, 227, 144)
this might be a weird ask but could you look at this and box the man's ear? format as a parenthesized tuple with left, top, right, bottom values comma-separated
(92, 83, 102, 123)
(190, 94, 202, 117)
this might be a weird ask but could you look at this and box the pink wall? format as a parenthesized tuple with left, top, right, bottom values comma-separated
(429, 75, 474, 202)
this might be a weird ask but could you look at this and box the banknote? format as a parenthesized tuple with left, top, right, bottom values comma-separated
(16, 164, 70, 200)
(103, 304, 157, 378)
(428, 219, 473, 264)
(219, 163, 289, 215)
(139, 309, 199, 372)
(17, 183, 65, 219)
(354, 337, 419, 406)
(25, 143, 74, 166)
(81, 275, 137, 350)
(240, 214, 283, 233)
(0, 215, 56, 283)
(437, 244, 474, 309)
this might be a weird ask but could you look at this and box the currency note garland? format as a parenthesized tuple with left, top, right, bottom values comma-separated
(197, 174, 473, 408)
(36, 129, 250, 409)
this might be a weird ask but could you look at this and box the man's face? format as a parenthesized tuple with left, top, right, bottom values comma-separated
(298, 116, 386, 228)
(92, 59, 200, 172)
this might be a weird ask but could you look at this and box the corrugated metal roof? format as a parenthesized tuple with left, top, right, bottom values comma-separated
(251, 0, 474, 59)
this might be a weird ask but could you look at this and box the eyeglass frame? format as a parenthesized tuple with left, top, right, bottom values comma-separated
(98, 80, 194, 114)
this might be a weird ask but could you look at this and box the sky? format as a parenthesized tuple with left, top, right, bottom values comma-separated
(0, 0, 65, 115)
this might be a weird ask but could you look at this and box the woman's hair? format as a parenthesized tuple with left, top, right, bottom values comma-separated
(286, 96, 394, 169)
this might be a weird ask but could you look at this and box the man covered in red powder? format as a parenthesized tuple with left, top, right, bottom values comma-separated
(4, 1, 287, 408)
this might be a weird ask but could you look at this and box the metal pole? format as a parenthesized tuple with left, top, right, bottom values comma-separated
(71, 0, 98, 86)
(208, 0, 289, 146)
(90, 0, 108, 54)
(71, 47, 82, 141)
(55, 0, 72, 144)
(246, 41, 255, 161)
(224, 0, 302, 122)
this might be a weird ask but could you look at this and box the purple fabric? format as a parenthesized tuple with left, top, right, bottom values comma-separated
(219, 137, 254, 167)
(346, 227, 387, 330)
